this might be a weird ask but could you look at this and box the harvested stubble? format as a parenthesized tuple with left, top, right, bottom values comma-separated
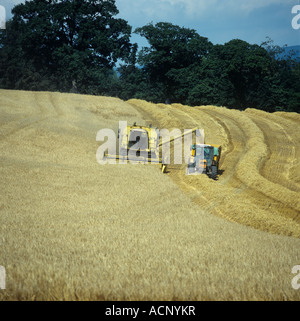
(0, 90, 300, 301)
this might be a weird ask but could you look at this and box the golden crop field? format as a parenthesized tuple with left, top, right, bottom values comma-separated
(0, 89, 299, 301)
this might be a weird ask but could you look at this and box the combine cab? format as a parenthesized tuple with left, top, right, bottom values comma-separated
(118, 123, 160, 160)
(186, 144, 221, 179)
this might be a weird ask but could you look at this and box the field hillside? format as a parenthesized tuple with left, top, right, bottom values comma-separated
(0, 89, 299, 301)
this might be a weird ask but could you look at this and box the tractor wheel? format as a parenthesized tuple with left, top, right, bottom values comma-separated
(211, 166, 218, 180)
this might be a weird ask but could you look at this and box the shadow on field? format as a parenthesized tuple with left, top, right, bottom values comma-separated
(218, 169, 225, 176)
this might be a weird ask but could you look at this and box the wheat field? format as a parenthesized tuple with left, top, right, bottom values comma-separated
(0, 89, 299, 301)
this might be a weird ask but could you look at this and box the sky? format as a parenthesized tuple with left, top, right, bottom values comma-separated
(1, 0, 300, 49)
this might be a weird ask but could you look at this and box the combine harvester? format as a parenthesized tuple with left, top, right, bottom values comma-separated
(102, 122, 221, 179)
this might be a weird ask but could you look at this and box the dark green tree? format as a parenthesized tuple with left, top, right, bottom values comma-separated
(261, 37, 300, 112)
(0, 19, 56, 90)
(185, 56, 235, 107)
(212, 39, 274, 110)
(0, 0, 133, 93)
(117, 64, 165, 102)
(134, 22, 212, 103)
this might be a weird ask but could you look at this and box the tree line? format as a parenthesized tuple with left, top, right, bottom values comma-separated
(0, 0, 299, 113)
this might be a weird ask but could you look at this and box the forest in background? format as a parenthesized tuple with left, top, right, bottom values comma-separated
(0, 0, 299, 113)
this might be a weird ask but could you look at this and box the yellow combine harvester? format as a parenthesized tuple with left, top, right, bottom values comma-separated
(103, 122, 201, 173)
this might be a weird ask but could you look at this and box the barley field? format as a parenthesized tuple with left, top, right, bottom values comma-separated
(0, 90, 299, 301)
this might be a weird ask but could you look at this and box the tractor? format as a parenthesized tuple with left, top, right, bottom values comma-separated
(186, 144, 221, 179)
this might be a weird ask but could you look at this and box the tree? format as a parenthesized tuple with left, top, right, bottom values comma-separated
(185, 58, 235, 107)
(0, 0, 133, 93)
(261, 37, 300, 112)
(135, 22, 212, 103)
